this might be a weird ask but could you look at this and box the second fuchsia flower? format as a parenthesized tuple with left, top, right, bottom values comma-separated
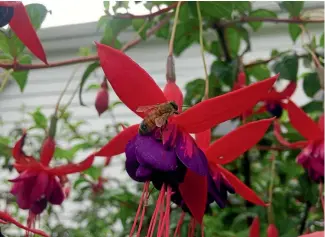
(95, 43, 279, 235)
(274, 100, 324, 183)
(9, 132, 95, 232)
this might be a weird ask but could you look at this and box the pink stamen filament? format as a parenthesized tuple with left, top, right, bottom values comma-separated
(157, 187, 166, 233)
(164, 186, 172, 237)
(188, 218, 196, 237)
(173, 212, 185, 237)
(129, 181, 150, 237)
(157, 185, 170, 237)
(147, 184, 165, 237)
(136, 184, 150, 237)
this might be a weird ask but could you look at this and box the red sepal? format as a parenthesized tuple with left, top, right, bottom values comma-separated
(214, 164, 267, 206)
(0, 211, 49, 237)
(12, 133, 38, 170)
(40, 137, 55, 167)
(299, 231, 325, 237)
(0, 1, 47, 63)
(47, 154, 95, 176)
(179, 169, 207, 224)
(96, 124, 139, 157)
(195, 129, 211, 150)
(173, 75, 278, 133)
(267, 224, 279, 237)
(267, 81, 297, 101)
(163, 81, 183, 113)
(96, 43, 167, 118)
(206, 118, 274, 165)
(286, 100, 323, 141)
(273, 120, 308, 148)
(249, 217, 260, 237)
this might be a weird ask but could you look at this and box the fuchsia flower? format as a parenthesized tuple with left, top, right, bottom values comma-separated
(233, 72, 297, 118)
(9, 132, 95, 230)
(274, 100, 324, 183)
(0, 211, 49, 237)
(95, 78, 109, 116)
(0, 1, 47, 63)
(249, 217, 279, 237)
(95, 43, 277, 235)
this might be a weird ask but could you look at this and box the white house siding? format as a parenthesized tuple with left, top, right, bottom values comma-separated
(0, 2, 324, 233)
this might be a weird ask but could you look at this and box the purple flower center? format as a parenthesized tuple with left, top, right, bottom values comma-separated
(266, 101, 283, 118)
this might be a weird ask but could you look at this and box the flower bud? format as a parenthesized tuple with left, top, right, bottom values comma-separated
(95, 79, 109, 116)
(267, 224, 279, 237)
(40, 137, 56, 166)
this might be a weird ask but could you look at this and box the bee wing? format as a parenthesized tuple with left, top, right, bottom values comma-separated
(155, 113, 170, 127)
(136, 105, 158, 113)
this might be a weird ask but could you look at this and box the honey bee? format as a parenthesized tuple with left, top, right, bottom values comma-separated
(136, 101, 179, 135)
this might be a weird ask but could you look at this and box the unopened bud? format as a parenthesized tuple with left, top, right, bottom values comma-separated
(166, 55, 176, 82)
(95, 79, 109, 116)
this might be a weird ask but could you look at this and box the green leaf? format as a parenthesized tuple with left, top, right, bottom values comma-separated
(184, 79, 205, 106)
(237, 26, 251, 54)
(155, 20, 170, 40)
(25, 3, 48, 29)
(12, 54, 32, 92)
(79, 62, 100, 106)
(29, 108, 48, 129)
(302, 101, 324, 114)
(288, 23, 302, 42)
(0, 30, 9, 53)
(211, 60, 238, 87)
(303, 72, 321, 97)
(73, 177, 89, 189)
(273, 54, 299, 81)
(279, 1, 304, 17)
(83, 166, 102, 180)
(225, 27, 241, 56)
(97, 15, 109, 31)
(310, 35, 317, 50)
(246, 64, 271, 80)
(179, 2, 190, 22)
(103, 1, 110, 10)
(248, 9, 277, 31)
(132, 18, 150, 40)
(86, 83, 101, 92)
(232, 1, 251, 14)
(174, 20, 199, 56)
(320, 33, 324, 48)
(199, 2, 233, 19)
(298, 172, 318, 204)
(206, 41, 222, 58)
(271, 49, 280, 57)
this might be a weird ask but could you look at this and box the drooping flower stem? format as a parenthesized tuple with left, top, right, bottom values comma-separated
(173, 212, 185, 237)
(299, 201, 312, 235)
(196, 1, 209, 101)
(168, 1, 182, 56)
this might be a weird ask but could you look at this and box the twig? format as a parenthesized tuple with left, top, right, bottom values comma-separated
(221, 17, 324, 27)
(245, 53, 308, 68)
(114, 2, 184, 19)
(0, 14, 172, 72)
(196, 1, 209, 101)
(242, 152, 254, 226)
(255, 145, 299, 151)
(215, 24, 231, 62)
(55, 65, 80, 115)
